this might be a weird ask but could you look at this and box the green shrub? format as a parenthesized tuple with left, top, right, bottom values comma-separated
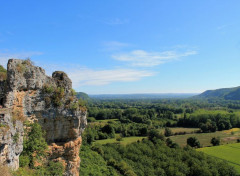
(47, 161, 64, 176)
(42, 84, 54, 94)
(71, 88, 77, 96)
(52, 87, 65, 107)
(21, 123, 48, 168)
(13, 132, 19, 144)
(19, 155, 30, 167)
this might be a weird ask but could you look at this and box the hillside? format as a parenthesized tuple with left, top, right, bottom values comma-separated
(195, 86, 240, 100)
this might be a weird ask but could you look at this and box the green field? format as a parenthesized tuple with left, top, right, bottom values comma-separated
(170, 128, 240, 147)
(198, 143, 240, 173)
(94, 135, 147, 145)
(159, 127, 199, 134)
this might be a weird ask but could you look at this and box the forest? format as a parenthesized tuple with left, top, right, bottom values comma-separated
(80, 97, 240, 175)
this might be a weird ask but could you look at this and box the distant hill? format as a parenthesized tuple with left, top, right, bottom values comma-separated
(89, 93, 197, 100)
(195, 86, 240, 100)
(76, 92, 90, 100)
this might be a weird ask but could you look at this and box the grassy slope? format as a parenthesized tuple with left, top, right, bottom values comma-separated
(170, 128, 240, 147)
(198, 143, 240, 173)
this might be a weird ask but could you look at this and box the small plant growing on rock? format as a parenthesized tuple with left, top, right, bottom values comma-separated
(0, 65, 7, 81)
(42, 84, 54, 94)
(22, 58, 33, 65)
(0, 124, 10, 135)
(71, 88, 77, 96)
(16, 63, 26, 73)
(12, 108, 26, 124)
(13, 132, 19, 144)
(52, 87, 65, 107)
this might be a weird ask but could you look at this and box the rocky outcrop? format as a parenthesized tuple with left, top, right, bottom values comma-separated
(0, 59, 87, 176)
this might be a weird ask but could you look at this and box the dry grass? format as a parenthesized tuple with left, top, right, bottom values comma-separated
(12, 109, 26, 123)
(0, 164, 12, 176)
(0, 124, 10, 135)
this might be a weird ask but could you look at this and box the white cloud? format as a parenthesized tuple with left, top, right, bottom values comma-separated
(0, 52, 43, 66)
(112, 50, 197, 67)
(102, 41, 130, 51)
(68, 68, 153, 87)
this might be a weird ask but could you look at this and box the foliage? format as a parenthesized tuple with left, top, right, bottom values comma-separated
(80, 139, 237, 176)
(148, 129, 165, 143)
(0, 65, 7, 80)
(80, 145, 118, 176)
(187, 137, 200, 148)
(13, 132, 19, 144)
(211, 137, 220, 146)
(20, 123, 48, 168)
(164, 127, 173, 137)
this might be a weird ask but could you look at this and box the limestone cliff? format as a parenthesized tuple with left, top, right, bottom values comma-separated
(0, 59, 87, 176)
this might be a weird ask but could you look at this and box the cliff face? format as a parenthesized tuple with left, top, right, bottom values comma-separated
(0, 59, 87, 176)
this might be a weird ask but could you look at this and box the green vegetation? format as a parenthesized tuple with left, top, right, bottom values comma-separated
(198, 143, 240, 173)
(15, 122, 64, 176)
(0, 65, 7, 80)
(81, 139, 237, 176)
(170, 128, 240, 147)
(211, 137, 220, 146)
(16, 59, 32, 74)
(20, 123, 48, 168)
(13, 132, 19, 144)
(196, 86, 240, 100)
(187, 137, 200, 148)
(80, 98, 240, 175)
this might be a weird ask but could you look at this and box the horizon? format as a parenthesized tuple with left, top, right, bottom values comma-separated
(1, 1, 240, 94)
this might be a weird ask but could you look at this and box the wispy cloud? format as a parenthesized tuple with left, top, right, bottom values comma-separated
(112, 50, 197, 67)
(68, 68, 153, 87)
(102, 41, 130, 51)
(104, 18, 129, 25)
(0, 51, 43, 66)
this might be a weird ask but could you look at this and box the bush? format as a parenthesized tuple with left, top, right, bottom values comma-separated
(19, 155, 30, 167)
(13, 132, 19, 144)
(47, 161, 64, 176)
(164, 127, 173, 137)
(148, 129, 165, 143)
(211, 137, 220, 146)
(187, 137, 200, 148)
(42, 84, 54, 94)
(21, 123, 48, 168)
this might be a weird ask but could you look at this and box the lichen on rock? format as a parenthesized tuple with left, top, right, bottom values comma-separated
(0, 59, 87, 176)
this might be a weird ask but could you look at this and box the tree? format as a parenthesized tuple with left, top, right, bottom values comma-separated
(20, 123, 48, 168)
(164, 127, 173, 137)
(148, 129, 165, 143)
(211, 137, 220, 146)
(187, 137, 200, 148)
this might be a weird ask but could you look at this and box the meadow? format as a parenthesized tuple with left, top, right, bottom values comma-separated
(170, 128, 240, 147)
(198, 143, 240, 173)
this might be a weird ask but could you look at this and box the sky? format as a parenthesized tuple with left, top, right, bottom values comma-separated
(0, 0, 240, 94)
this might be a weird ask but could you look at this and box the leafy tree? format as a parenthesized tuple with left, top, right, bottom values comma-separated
(187, 137, 200, 148)
(164, 127, 173, 137)
(20, 122, 48, 168)
(148, 129, 165, 143)
(211, 137, 220, 146)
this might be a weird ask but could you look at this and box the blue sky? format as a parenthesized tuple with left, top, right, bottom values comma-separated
(0, 0, 240, 94)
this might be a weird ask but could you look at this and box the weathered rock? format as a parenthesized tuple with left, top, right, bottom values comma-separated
(0, 59, 87, 176)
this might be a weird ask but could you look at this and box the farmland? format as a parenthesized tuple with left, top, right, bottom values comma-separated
(198, 143, 240, 173)
(170, 128, 240, 147)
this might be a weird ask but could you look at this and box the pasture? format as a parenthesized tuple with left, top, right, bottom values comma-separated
(198, 143, 240, 173)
